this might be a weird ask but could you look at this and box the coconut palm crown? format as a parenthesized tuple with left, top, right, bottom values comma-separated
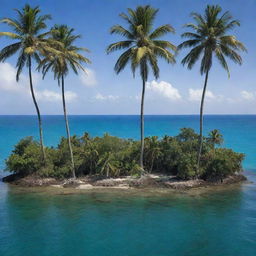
(39, 25, 91, 82)
(38, 24, 91, 179)
(208, 129, 223, 148)
(0, 4, 54, 80)
(178, 5, 246, 171)
(0, 4, 56, 162)
(107, 5, 176, 169)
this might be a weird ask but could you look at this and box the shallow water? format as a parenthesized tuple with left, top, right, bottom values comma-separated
(0, 115, 256, 255)
(0, 172, 255, 256)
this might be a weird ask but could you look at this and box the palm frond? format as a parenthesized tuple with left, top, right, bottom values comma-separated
(178, 39, 201, 50)
(114, 48, 133, 74)
(220, 44, 243, 65)
(153, 40, 177, 52)
(0, 18, 23, 34)
(0, 32, 21, 39)
(107, 41, 134, 54)
(148, 53, 159, 79)
(119, 13, 134, 26)
(154, 46, 176, 64)
(181, 44, 204, 69)
(191, 12, 206, 26)
(16, 51, 27, 81)
(149, 24, 174, 39)
(215, 47, 230, 77)
(110, 25, 134, 39)
(224, 20, 240, 32)
(181, 32, 202, 39)
(0, 42, 21, 61)
(220, 36, 247, 51)
(183, 23, 199, 31)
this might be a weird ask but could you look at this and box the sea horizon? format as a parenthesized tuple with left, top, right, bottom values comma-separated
(1, 114, 256, 116)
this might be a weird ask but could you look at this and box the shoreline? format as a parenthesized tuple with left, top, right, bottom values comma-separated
(2, 173, 247, 192)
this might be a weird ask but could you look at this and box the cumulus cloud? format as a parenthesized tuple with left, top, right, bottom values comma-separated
(241, 90, 255, 101)
(188, 88, 216, 101)
(146, 80, 181, 100)
(0, 62, 27, 93)
(0, 62, 77, 103)
(94, 93, 119, 101)
(79, 68, 97, 87)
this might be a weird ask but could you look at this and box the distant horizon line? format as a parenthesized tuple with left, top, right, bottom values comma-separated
(0, 114, 256, 116)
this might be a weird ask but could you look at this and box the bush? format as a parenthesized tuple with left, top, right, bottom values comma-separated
(5, 137, 42, 176)
(203, 148, 244, 181)
(176, 153, 197, 180)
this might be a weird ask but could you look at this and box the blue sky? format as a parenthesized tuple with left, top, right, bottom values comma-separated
(0, 0, 255, 114)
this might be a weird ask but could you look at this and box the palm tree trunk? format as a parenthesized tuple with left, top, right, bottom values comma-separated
(28, 56, 46, 164)
(197, 69, 209, 173)
(150, 152, 155, 173)
(139, 77, 146, 169)
(61, 75, 76, 179)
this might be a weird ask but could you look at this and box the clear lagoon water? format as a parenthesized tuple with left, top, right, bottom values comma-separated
(0, 115, 255, 256)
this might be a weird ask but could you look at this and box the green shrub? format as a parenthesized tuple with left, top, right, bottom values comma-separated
(203, 148, 244, 181)
(176, 153, 197, 179)
(5, 137, 42, 176)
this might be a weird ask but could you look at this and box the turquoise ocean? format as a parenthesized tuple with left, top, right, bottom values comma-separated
(0, 115, 255, 255)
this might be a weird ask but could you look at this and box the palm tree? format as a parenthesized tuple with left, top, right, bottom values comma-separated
(207, 129, 223, 151)
(145, 136, 161, 172)
(97, 152, 120, 177)
(178, 5, 246, 172)
(107, 5, 176, 170)
(38, 25, 91, 179)
(0, 5, 55, 163)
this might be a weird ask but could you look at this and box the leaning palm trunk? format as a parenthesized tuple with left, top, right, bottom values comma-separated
(61, 75, 76, 179)
(197, 69, 209, 173)
(28, 56, 46, 163)
(139, 78, 146, 169)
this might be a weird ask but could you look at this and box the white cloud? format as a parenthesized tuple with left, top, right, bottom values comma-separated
(146, 80, 181, 100)
(36, 90, 77, 102)
(0, 62, 77, 103)
(188, 88, 216, 101)
(129, 95, 140, 101)
(65, 91, 78, 102)
(79, 68, 97, 87)
(0, 62, 27, 93)
(241, 90, 255, 101)
(94, 93, 119, 101)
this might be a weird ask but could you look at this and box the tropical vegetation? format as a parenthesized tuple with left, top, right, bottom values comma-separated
(5, 128, 244, 181)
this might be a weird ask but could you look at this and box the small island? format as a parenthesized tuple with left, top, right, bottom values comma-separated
(3, 128, 246, 190)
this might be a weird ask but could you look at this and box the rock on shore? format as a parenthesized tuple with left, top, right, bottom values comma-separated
(2, 173, 247, 190)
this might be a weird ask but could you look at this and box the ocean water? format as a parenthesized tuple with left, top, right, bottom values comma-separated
(0, 115, 255, 256)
